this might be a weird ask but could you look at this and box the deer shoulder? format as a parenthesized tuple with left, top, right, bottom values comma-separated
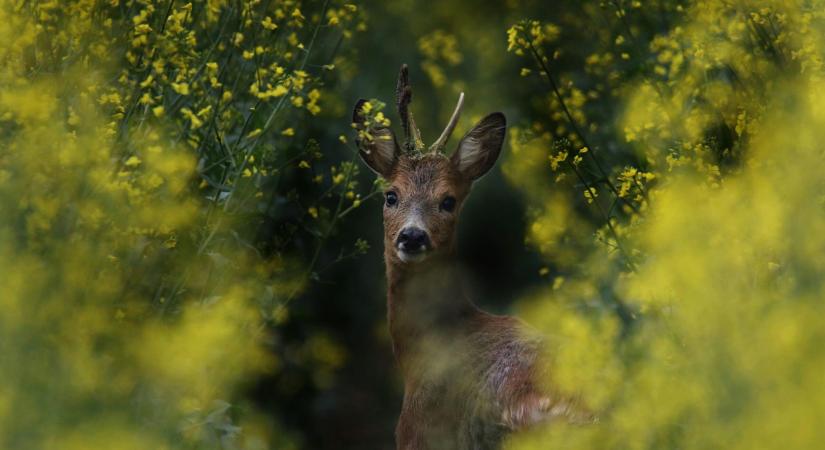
(468, 313, 593, 430)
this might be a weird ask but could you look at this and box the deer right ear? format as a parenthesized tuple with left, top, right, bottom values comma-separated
(451, 112, 506, 181)
(353, 99, 399, 177)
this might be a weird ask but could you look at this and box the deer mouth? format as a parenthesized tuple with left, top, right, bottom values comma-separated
(396, 244, 429, 263)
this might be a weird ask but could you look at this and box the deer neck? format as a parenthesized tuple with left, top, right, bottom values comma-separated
(384, 248, 479, 370)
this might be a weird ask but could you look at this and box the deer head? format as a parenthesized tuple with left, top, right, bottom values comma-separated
(353, 65, 506, 265)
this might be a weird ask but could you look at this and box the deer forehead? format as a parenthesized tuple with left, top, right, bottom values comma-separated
(390, 155, 466, 198)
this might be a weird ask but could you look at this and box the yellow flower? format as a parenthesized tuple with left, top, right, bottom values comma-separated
(139, 75, 154, 88)
(180, 107, 203, 129)
(262, 16, 278, 30)
(269, 85, 289, 98)
(67, 107, 80, 126)
(171, 82, 190, 96)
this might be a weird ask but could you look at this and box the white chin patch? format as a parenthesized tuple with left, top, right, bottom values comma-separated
(397, 246, 428, 263)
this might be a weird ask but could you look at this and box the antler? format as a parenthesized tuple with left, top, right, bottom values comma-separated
(396, 64, 423, 153)
(429, 92, 465, 154)
(396, 64, 465, 154)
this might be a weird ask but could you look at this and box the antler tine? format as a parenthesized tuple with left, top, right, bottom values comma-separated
(396, 65, 411, 144)
(396, 64, 423, 153)
(429, 92, 465, 154)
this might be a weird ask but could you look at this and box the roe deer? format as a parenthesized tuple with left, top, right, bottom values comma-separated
(352, 66, 591, 449)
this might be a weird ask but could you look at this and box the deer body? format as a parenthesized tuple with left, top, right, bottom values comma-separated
(387, 253, 547, 449)
(354, 66, 586, 449)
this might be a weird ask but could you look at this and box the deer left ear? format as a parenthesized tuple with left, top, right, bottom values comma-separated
(451, 112, 506, 181)
(353, 99, 400, 177)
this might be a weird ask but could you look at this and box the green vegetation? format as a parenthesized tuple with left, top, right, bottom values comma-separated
(2, 0, 824, 449)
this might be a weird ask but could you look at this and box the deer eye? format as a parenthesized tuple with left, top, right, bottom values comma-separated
(385, 191, 398, 207)
(440, 196, 456, 212)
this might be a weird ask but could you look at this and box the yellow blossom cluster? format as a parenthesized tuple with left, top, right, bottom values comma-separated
(0, 0, 365, 447)
(504, 1, 825, 449)
(351, 99, 392, 144)
(418, 30, 464, 87)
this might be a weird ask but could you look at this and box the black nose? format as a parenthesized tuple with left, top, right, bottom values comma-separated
(397, 227, 430, 252)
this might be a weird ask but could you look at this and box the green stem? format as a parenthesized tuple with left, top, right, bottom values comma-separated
(527, 43, 640, 215)
(285, 151, 359, 303)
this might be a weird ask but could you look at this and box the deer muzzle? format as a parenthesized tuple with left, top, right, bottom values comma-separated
(396, 227, 431, 263)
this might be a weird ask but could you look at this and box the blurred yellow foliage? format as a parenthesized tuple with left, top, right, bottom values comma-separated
(505, 1, 825, 449)
(0, 0, 363, 448)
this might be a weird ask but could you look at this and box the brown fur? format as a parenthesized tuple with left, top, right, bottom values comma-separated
(378, 156, 587, 449)
(353, 81, 589, 448)
(383, 155, 469, 266)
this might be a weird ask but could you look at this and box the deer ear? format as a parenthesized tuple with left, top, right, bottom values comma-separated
(451, 112, 506, 181)
(353, 99, 399, 177)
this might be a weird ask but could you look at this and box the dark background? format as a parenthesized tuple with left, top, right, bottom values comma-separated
(250, 0, 640, 447)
